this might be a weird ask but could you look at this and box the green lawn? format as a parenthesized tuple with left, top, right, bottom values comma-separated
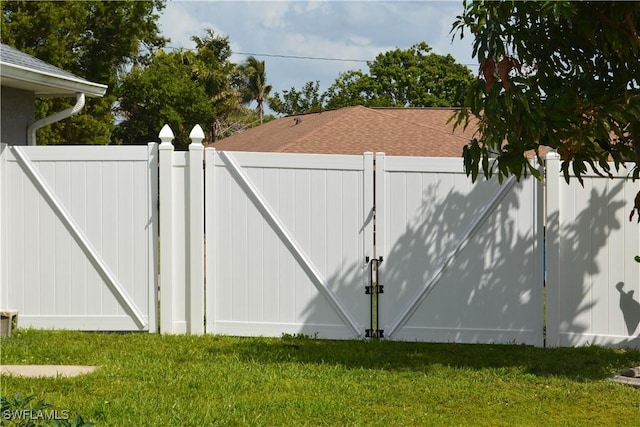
(1, 329, 640, 426)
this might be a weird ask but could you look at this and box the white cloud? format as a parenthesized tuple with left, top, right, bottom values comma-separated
(253, 1, 292, 29)
(157, 0, 475, 104)
(159, 3, 199, 49)
(292, 0, 330, 16)
(347, 34, 371, 47)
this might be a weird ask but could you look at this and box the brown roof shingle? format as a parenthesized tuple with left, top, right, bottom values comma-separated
(209, 106, 478, 157)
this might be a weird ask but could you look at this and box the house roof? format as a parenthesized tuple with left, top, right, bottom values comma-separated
(0, 43, 107, 97)
(209, 106, 478, 157)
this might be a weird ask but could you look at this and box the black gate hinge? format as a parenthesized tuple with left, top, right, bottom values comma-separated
(366, 329, 384, 338)
(365, 285, 384, 294)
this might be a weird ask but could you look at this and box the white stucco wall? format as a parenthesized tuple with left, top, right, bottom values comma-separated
(1, 86, 35, 146)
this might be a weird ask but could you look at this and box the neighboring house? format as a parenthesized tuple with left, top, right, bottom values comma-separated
(210, 105, 478, 157)
(0, 43, 107, 146)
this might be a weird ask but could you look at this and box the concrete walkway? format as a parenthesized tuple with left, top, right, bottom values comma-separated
(609, 375, 640, 388)
(609, 367, 640, 389)
(0, 365, 97, 378)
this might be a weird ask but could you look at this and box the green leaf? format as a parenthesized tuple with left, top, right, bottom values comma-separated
(482, 151, 490, 178)
(527, 161, 543, 181)
(451, 1, 640, 187)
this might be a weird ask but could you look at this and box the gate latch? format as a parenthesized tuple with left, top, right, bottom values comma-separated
(365, 256, 384, 339)
(365, 256, 384, 294)
(365, 329, 384, 338)
(365, 285, 384, 294)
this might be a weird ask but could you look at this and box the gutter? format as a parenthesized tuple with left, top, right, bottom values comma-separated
(0, 61, 108, 97)
(27, 92, 85, 146)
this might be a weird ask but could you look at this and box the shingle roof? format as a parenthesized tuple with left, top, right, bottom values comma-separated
(0, 43, 107, 97)
(209, 106, 478, 157)
(1, 44, 81, 80)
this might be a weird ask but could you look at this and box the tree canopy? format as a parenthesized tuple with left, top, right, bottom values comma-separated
(268, 42, 474, 116)
(268, 81, 325, 116)
(451, 0, 640, 183)
(114, 30, 254, 149)
(114, 50, 215, 149)
(1, 0, 167, 145)
(367, 42, 474, 107)
(238, 56, 273, 124)
(323, 70, 384, 110)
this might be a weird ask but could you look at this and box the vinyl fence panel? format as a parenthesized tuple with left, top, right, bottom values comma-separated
(376, 155, 545, 345)
(205, 150, 373, 339)
(546, 154, 640, 347)
(0, 144, 158, 331)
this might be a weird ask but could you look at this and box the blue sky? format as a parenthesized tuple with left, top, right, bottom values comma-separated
(158, 0, 476, 109)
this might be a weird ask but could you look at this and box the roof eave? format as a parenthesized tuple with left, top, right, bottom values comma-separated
(0, 62, 108, 97)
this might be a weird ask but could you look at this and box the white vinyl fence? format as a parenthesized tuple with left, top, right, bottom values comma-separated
(204, 149, 373, 339)
(156, 125, 205, 334)
(0, 143, 158, 331)
(158, 129, 544, 344)
(2, 124, 639, 348)
(546, 153, 640, 347)
(376, 155, 544, 345)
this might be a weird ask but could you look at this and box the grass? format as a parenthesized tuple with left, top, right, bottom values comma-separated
(1, 329, 640, 426)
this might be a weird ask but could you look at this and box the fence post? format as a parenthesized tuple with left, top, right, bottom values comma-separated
(545, 151, 561, 347)
(374, 152, 386, 263)
(363, 152, 374, 262)
(0, 144, 5, 310)
(158, 125, 175, 333)
(204, 147, 216, 334)
(188, 125, 205, 334)
(373, 152, 386, 334)
(147, 142, 159, 333)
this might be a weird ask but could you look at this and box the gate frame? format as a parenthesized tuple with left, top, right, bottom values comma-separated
(375, 154, 545, 345)
(0, 142, 158, 332)
(203, 148, 374, 339)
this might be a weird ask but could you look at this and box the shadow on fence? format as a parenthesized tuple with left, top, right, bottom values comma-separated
(298, 176, 543, 344)
(548, 180, 632, 347)
(381, 179, 540, 342)
(616, 281, 640, 336)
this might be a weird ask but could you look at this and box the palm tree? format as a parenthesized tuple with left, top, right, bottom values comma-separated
(238, 56, 272, 124)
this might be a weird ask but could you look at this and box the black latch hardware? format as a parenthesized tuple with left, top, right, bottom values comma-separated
(365, 285, 384, 294)
(366, 329, 384, 338)
(365, 256, 384, 339)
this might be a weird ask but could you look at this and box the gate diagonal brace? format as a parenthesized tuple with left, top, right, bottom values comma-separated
(11, 146, 148, 330)
(218, 150, 363, 338)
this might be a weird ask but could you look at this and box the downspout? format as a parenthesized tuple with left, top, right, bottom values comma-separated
(27, 92, 86, 146)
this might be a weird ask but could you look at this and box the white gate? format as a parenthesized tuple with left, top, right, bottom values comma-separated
(157, 129, 544, 343)
(0, 144, 158, 331)
(375, 154, 545, 345)
(546, 154, 640, 347)
(197, 147, 544, 343)
(204, 149, 373, 339)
